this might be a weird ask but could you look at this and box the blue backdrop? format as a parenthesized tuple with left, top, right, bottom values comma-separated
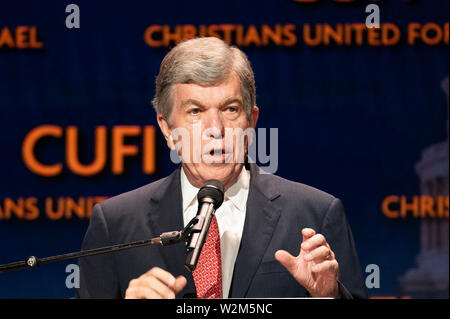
(0, 0, 448, 298)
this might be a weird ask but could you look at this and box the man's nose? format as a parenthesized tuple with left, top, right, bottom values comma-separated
(204, 109, 225, 138)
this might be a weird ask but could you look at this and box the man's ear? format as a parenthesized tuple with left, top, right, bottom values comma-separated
(250, 105, 259, 128)
(245, 105, 259, 151)
(157, 114, 175, 149)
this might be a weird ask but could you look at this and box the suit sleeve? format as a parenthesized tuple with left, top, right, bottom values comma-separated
(75, 203, 121, 299)
(321, 198, 368, 299)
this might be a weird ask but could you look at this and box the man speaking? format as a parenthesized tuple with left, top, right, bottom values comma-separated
(76, 37, 367, 299)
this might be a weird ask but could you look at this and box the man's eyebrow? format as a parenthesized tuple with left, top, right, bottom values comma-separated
(180, 97, 243, 109)
(180, 99, 206, 109)
(221, 97, 243, 107)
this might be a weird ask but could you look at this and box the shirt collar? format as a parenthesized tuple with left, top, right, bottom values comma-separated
(180, 168, 200, 213)
(180, 166, 250, 213)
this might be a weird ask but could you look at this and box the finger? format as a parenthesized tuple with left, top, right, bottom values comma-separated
(303, 245, 331, 263)
(311, 259, 339, 274)
(127, 276, 175, 299)
(301, 228, 316, 243)
(301, 233, 326, 252)
(324, 242, 334, 259)
(274, 250, 298, 275)
(125, 286, 162, 299)
(141, 276, 176, 299)
(171, 276, 187, 294)
(145, 267, 176, 287)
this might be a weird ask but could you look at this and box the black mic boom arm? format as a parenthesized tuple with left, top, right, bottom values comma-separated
(0, 217, 199, 274)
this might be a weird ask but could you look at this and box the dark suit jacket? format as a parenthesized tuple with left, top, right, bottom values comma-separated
(76, 163, 367, 298)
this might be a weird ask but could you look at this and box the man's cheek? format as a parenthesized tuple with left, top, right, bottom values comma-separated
(190, 137, 204, 164)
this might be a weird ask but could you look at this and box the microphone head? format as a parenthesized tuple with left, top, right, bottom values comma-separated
(197, 179, 224, 209)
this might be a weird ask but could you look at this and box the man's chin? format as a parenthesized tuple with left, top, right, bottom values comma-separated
(191, 163, 243, 187)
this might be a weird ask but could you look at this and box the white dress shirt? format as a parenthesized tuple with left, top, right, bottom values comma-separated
(181, 166, 250, 298)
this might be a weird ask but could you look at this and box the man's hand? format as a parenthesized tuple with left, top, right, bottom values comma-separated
(125, 267, 187, 299)
(275, 228, 339, 298)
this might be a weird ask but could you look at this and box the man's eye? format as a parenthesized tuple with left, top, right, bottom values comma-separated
(226, 107, 238, 113)
(190, 108, 200, 115)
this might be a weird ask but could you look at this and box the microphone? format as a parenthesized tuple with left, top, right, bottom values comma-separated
(184, 179, 224, 272)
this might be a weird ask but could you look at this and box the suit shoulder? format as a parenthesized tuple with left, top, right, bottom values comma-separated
(96, 176, 169, 220)
(258, 172, 338, 213)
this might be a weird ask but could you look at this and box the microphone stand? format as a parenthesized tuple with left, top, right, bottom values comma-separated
(0, 217, 199, 274)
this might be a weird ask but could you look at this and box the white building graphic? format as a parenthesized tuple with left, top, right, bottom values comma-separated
(399, 77, 449, 298)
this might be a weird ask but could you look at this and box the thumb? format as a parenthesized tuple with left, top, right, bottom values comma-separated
(275, 250, 298, 275)
(301, 228, 316, 243)
(171, 275, 187, 294)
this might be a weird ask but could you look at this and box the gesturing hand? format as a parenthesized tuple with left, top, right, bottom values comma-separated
(275, 228, 339, 298)
(125, 267, 187, 299)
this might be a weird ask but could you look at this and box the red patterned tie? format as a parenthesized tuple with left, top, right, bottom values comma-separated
(192, 215, 223, 298)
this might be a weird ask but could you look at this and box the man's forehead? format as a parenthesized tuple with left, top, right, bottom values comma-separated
(173, 81, 243, 108)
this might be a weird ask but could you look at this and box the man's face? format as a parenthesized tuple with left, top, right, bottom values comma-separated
(158, 74, 258, 188)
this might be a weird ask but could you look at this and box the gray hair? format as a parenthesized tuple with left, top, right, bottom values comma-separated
(152, 37, 256, 124)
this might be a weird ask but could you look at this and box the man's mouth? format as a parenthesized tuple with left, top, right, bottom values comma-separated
(210, 149, 224, 155)
(203, 148, 231, 163)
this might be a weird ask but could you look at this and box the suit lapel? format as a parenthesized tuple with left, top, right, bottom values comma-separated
(146, 163, 282, 298)
(230, 164, 282, 297)
(147, 167, 196, 296)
